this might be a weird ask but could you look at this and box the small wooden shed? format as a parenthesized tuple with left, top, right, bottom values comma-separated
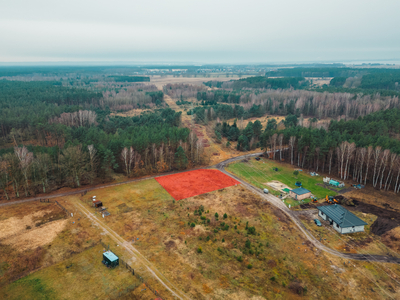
(93, 200, 103, 208)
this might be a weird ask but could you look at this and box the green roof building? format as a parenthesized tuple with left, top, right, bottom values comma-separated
(103, 251, 119, 268)
(317, 204, 367, 234)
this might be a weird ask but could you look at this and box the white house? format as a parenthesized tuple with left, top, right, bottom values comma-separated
(317, 204, 367, 234)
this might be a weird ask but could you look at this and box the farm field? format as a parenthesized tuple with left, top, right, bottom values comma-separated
(147, 75, 250, 89)
(70, 177, 400, 299)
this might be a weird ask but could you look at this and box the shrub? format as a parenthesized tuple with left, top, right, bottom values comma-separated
(190, 223, 195, 228)
(237, 256, 243, 262)
(247, 227, 256, 235)
(245, 239, 251, 249)
(247, 264, 253, 269)
(249, 249, 254, 255)
(197, 247, 202, 253)
(282, 282, 286, 287)
(207, 219, 210, 223)
(270, 276, 276, 281)
(234, 225, 237, 229)
(206, 236, 210, 241)
(222, 238, 225, 243)
(293, 170, 299, 176)
(201, 216, 206, 220)
(199, 237, 202, 240)
(215, 212, 219, 218)
(214, 229, 218, 233)
(245, 221, 249, 229)
(223, 213, 227, 219)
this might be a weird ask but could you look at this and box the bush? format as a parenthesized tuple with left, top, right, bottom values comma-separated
(223, 213, 227, 219)
(215, 212, 219, 218)
(245, 239, 251, 249)
(197, 247, 202, 253)
(237, 256, 243, 262)
(190, 223, 195, 228)
(222, 238, 225, 242)
(207, 219, 210, 223)
(247, 264, 253, 269)
(270, 276, 276, 281)
(247, 226, 256, 235)
(201, 216, 206, 220)
(234, 225, 237, 229)
(206, 236, 210, 241)
(293, 170, 299, 176)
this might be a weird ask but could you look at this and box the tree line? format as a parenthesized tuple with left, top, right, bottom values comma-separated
(228, 109, 400, 193)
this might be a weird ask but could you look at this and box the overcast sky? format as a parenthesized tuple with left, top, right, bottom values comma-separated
(1, 0, 400, 64)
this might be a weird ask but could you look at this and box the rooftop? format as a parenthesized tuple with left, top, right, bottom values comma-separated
(103, 251, 119, 262)
(317, 205, 368, 228)
(291, 187, 311, 195)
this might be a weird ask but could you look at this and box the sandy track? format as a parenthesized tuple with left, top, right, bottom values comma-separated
(74, 201, 190, 300)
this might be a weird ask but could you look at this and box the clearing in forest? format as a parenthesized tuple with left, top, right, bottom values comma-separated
(155, 169, 240, 200)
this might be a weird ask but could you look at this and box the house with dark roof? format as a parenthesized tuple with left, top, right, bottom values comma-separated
(317, 204, 367, 234)
(289, 187, 311, 201)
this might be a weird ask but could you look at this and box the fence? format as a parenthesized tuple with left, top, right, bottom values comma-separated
(55, 200, 70, 217)
(39, 199, 52, 203)
(100, 242, 163, 299)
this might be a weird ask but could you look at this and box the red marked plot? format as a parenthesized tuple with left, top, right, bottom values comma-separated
(155, 169, 240, 200)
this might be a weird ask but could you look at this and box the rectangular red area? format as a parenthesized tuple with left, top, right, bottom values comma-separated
(155, 169, 240, 200)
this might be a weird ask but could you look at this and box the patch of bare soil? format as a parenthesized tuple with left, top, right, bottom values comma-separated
(349, 199, 400, 235)
(381, 227, 400, 252)
(0, 210, 51, 239)
(271, 207, 291, 224)
(5, 219, 68, 251)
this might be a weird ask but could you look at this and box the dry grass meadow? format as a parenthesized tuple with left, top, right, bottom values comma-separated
(66, 177, 400, 299)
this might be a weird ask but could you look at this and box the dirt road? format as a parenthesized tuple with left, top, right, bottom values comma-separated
(74, 201, 189, 300)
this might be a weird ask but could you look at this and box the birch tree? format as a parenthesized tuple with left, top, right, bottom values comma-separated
(289, 136, 296, 165)
(14, 146, 34, 196)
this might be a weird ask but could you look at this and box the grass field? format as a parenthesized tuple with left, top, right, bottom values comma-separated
(73, 178, 400, 299)
(226, 158, 341, 199)
(0, 244, 152, 300)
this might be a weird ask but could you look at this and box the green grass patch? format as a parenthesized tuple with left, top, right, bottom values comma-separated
(226, 159, 337, 198)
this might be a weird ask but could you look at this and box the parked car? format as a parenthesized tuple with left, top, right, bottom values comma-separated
(314, 219, 322, 226)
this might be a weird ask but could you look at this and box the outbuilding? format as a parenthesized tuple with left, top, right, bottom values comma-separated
(317, 204, 367, 234)
(289, 187, 311, 201)
(102, 250, 119, 267)
(93, 200, 103, 208)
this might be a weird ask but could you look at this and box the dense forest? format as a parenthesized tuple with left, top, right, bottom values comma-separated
(191, 88, 400, 121)
(204, 76, 308, 90)
(0, 81, 205, 200)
